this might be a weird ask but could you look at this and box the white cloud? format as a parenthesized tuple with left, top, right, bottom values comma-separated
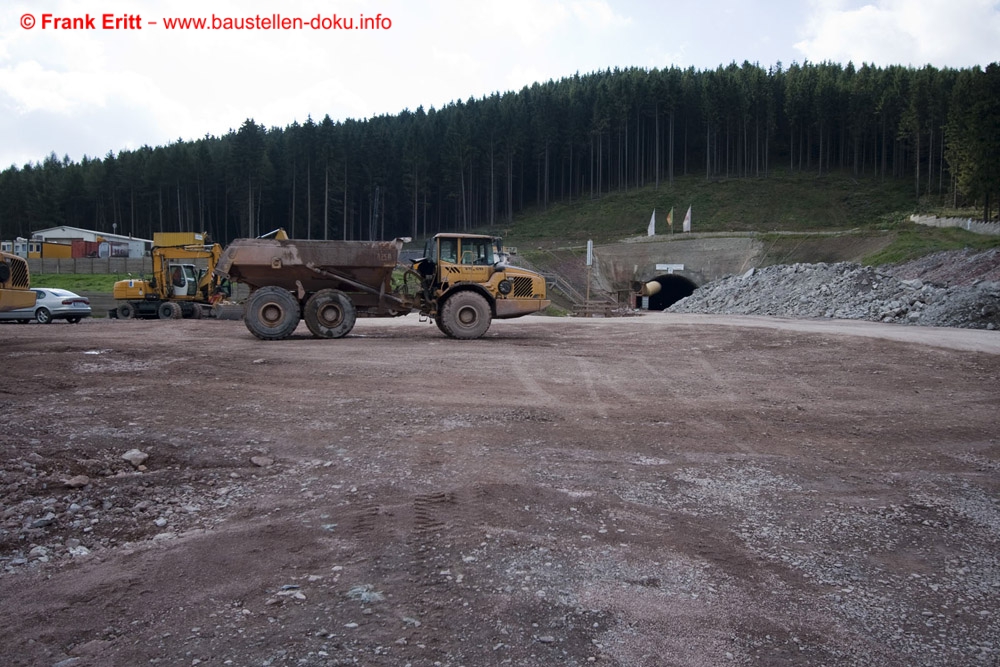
(481, 0, 572, 46)
(570, 1, 632, 30)
(795, 0, 1000, 66)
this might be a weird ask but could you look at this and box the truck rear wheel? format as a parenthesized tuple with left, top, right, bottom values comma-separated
(304, 289, 356, 339)
(244, 286, 300, 340)
(117, 302, 136, 319)
(439, 291, 492, 339)
(158, 302, 182, 320)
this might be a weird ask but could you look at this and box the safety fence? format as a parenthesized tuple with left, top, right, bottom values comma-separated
(27, 257, 153, 274)
(910, 215, 1000, 236)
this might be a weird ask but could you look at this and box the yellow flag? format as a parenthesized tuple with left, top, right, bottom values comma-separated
(667, 207, 674, 229)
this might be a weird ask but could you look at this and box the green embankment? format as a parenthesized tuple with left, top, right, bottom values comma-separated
(28, 274, 122, 292)
(861, 226, 1000, 265)
(501, 170, 999, 265)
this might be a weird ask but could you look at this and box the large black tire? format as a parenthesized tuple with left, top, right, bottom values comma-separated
(35, 307, 52, 324)
(158, 301, 182, 320)
(67, 316, 82, 324)
(117, 302, 136, 320)
(244, 286, 301, 340)
(438, 291, 492, 339)
(188, 303, 204, 319)
(435, 316, 450, 337)
(303, 289, 356, 339)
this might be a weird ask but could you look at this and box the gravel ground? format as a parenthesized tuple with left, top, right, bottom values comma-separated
(0, 313, 997, 667)
(669, 249, 1000, 330)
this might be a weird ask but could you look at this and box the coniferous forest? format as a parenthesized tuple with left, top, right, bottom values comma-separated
(1, 61, 998, 245)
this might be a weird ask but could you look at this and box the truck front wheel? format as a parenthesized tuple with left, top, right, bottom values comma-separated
(244, 286, 301, 340)
(439, 291, 492, 339)
(304, 289, 356, 339)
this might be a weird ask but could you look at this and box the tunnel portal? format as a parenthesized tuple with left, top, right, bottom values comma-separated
(644, 274, 698, 310)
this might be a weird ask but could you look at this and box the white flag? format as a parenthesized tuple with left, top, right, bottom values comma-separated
(647, 209, 656, 236)
(682, 205, 692, 232)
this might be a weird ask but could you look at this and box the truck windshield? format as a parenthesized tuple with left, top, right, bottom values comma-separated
(460, 238, 494, 265)
(439, 238, 458, 264)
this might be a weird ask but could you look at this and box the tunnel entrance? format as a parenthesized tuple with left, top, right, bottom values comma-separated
(644, 274, 698, 310)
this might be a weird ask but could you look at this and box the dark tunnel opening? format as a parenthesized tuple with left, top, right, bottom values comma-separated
(645, 274, 698, 310)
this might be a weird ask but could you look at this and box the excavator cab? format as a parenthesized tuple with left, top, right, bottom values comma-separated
(167, 263, 198, 298)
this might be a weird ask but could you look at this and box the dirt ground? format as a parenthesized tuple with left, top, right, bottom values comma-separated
(1, 313, 998, 667)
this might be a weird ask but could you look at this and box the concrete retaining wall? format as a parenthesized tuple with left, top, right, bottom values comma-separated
(592, 235, 764, 291)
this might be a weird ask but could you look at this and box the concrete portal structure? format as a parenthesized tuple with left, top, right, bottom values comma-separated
(592, 235, 763, 309)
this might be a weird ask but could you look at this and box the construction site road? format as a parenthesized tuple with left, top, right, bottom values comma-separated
(1, 313, 998, 667)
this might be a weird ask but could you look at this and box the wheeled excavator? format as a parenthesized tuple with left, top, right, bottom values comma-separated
(111, 232, 229, 320)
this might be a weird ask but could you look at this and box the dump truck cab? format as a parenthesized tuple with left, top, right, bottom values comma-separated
(412, 233, 549, 338)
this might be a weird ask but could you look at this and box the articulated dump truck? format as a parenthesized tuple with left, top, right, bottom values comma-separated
(214, 232, 550, 340)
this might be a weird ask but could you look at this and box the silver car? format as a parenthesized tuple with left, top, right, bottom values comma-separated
(0, 288, 92, 324)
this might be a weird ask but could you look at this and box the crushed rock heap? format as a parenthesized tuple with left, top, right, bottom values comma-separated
(668, 249, 1000, 330)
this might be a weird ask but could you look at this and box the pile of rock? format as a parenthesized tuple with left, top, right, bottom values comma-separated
(669, 260, 1000, 329)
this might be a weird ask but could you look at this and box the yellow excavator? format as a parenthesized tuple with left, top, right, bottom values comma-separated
(0, 250, 35, 312)
(112, 232, 229, 320)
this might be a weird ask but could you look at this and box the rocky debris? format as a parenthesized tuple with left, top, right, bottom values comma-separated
(669, 252, 1000, 329)
(63, 475, 90, 489)
(888, 247, 1000, 287)
(0, 445, 264, 575)
(346, 584, 385, 603)
(121, 449, 149, 467)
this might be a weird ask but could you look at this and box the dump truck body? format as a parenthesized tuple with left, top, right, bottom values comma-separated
(0, 251, 35, 312)
(215, 238, 408, 315)
(215, 233, 549, 340)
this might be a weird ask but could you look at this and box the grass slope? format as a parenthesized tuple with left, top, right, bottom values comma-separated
(500, 169, 999, 266)
(29, 274, 121, 292)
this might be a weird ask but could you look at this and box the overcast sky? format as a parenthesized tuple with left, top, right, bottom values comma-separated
(2, 0, 998, 169)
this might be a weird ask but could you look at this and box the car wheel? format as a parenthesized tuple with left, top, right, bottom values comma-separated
(35, 307, 52, 324)
(67, 316, 82, 324)
(16, 319, 30, 324)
